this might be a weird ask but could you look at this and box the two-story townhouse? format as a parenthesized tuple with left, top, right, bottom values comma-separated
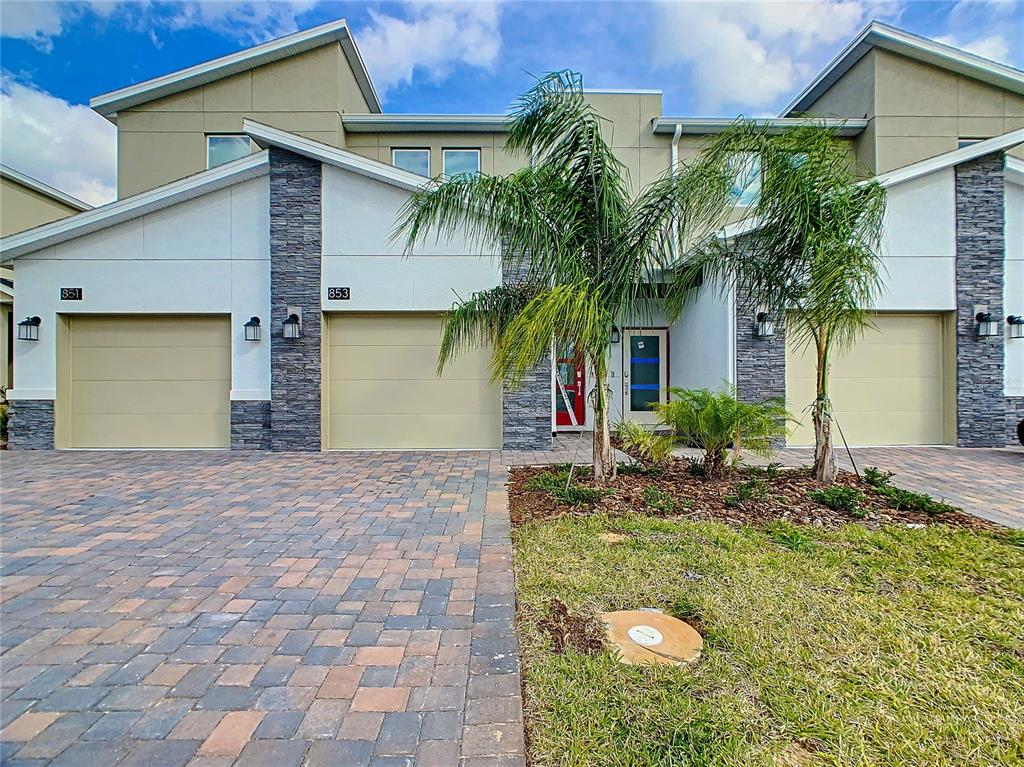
(1, 19, 1021, 452)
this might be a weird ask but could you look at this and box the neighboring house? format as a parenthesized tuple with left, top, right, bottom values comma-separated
(0, 18, 1021, 451)
(0, 165, 91, 390)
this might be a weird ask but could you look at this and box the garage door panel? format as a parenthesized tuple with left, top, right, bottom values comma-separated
(329, 378, 500, 416)
(326, 314, 501, 449)
(329, 414, 500, 449)
(71, 414, 229, 449)
(72, 381, 230, 415)
(71, 317, 230, 348)
(329, 345, 492, 381)
(71, 346, 230, 381)
(786, 313, 947, 446)
(67, 316, 230, 448)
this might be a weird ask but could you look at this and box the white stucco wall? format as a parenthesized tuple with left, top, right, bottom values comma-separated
(876, 169, 957, 311)
(321, 165, 500, 312)
(8, 177, 270, 401)
(1005, 174, 1023, 396)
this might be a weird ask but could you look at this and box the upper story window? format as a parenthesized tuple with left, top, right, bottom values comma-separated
(443, 149, 481, 179)
(392, 148, 430, 177)
(958, 138, 983, 149)
(729, 152, 761, 207)
(207, 135, 251, 168)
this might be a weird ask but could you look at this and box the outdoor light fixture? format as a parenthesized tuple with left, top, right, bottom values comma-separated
(17, 316, 41, 342)
(1008, 315, 1024, 340)
(610, 325, 621, 344)
(755, 312, 776, 339)
(975, 311, 999, 337)
(243, 316, 261, 342)
(282, 313, 301, 339)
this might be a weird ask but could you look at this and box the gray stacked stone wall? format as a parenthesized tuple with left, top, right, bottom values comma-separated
(231, 401, 272, 450)
(8, 400, 55, 450)
(269, 147, 322, 451)
(734, 293, 786, 405)
(954, 153, 1009, 447)
(501, 255, 552, 450)
(1007, 397, 1024, 445)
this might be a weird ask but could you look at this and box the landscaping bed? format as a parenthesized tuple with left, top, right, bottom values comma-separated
(509, 459, 995, 532)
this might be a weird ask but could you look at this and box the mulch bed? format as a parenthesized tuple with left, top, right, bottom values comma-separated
(508, 458, 996, 532)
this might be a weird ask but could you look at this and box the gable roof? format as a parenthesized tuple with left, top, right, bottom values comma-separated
(0, 152, 268, 262)
(244, 119, 429, 192)
(0, 165, 92, 211)
(783, 21, 1024, 116)
(90, 18, 381, 120)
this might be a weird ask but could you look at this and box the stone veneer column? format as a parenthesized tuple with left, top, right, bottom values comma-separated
(231, 401, 271, 450)
(269, 147, 322, 451)
(954, 152, 1013, 447)
(734, 293, 786, 405)
(7, 400, 55, 450)
(501, 255, 552, 450)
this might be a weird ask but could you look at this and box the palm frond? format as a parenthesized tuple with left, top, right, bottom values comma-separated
(437, 283, 541, 375)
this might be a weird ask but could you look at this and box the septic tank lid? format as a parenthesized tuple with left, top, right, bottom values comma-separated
(601, 610, 702, 666)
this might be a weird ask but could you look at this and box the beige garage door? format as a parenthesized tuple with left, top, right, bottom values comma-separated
(65, 316, 230, 448)
(785, 313, 949, 447)
(326, 314, 501, 449)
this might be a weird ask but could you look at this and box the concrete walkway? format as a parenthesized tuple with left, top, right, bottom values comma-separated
(0, 451, 525, 766)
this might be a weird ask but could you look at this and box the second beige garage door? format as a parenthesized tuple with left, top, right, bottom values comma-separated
(64, 315, 230, 448)
(785, 313, 950, 447)
(326, 314, 501, 449)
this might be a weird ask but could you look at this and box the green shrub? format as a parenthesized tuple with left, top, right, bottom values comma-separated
(808, 485, 865, 514)
(552, 484, 606, 507)
(724, 479, 767, 508)
(684, 457, 706, 478)
(526, 469, 572, 493)
(616, 461, 662, 477)
(643, 485, 679, 513)
(614, 420, 674, 465)
(0, 402, 7, 443)
(748, 462, 783, 479)
(862, 466, 959, 516)
(655, 388, 788, 477)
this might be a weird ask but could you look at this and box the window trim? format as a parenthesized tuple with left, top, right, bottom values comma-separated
(391, 147, 431, 178)
(442, 148, 482, 179)
(206, 134, 252, 169)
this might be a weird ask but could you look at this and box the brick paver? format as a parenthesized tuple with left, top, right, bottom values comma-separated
(0, 451, 527, 766)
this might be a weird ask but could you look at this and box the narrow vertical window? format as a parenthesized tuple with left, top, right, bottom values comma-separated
(729, 152, 761, 206)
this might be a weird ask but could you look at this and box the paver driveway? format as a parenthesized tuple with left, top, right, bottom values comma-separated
(0, 451, 525, 766)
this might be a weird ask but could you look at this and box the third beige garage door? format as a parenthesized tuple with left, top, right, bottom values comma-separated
(326, 314, 501, 449)
(785, 313, 951, 447)
(64, 315, 230, 448)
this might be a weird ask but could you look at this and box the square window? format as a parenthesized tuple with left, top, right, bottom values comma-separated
(729, 152, 761, 206)
(392, 148, 430, 177)
(443, 149, 480, 179)
(207, 135, 251, 168)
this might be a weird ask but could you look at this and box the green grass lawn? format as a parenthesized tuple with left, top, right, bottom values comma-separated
(514, 514, 1024, 767)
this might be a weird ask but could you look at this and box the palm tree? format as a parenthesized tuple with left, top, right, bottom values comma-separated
(676, 124, 887, 483)
(394, 71, 732, 482)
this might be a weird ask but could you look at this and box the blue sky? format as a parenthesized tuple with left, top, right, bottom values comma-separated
(1, 0, 1022, 204)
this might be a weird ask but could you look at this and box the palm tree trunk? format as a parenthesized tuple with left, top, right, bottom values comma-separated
(812, 336, 837, 484)
(592, 363, 616, 483)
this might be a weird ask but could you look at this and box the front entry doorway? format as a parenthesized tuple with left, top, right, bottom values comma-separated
(622, 328, 668, 424)
(555, 343, 586, 428)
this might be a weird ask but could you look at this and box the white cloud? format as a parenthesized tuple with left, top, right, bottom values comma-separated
(937, 0, 1021, 67)
(652, 0, 902, 113)
(0, 1, 318, 51)
(936, 32, 1010, 62)
(0, 75, 116, 206)
(358, 2, 502, 98)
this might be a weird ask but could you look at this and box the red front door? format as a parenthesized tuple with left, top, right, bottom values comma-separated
(555, 345, 586, 427)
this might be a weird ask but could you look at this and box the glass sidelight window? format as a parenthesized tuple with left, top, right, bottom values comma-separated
(622, 329, 668, 423)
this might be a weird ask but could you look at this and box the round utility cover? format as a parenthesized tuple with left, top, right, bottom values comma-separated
(602, 610, 702, 666)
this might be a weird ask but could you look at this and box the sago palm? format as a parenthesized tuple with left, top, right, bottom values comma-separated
(394, 71, 732, 481)
(676, 124, 887, 483)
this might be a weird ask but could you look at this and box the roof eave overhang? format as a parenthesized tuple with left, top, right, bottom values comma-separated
(0, 152, 269, 262)
(783, 21, 1024, 117)
(90, 18, 381, 118)
(652, 117, 868, 136)
(0, 165, 92, 211)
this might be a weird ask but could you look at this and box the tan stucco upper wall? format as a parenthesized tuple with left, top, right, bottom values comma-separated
(115, 43, 368, 197)
(801, 47, 1024, 173)
(0, 176, 81, 237)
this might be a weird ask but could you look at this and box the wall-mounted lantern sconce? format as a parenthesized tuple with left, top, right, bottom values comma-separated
(975, 311, 999, 337)
(610, 325, 621, 344)
(1008, 315, 1024, 340)
(282, 312, 301, 340)
(243, 316, 261, 342)
(755, 312, 776, 339)
(17, 316, 41, 342)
